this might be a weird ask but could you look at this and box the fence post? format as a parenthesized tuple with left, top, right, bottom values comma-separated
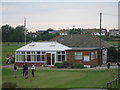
(115, 78, 118, 86)
(107, 82, 109, 89)
(110, 82, 112, 89)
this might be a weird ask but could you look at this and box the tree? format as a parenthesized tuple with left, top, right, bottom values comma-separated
(1, 25, 15, 42)
(13, 26, 26, 42)
(107, 47, 119, 62)
(69, 28, 82, 34)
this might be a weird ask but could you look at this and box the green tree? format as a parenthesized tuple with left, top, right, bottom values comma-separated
(13, 26, 26, 42)
(1, 25, 14, 42)
(107, 47, 119, 62)
(69, 28, 82, 34)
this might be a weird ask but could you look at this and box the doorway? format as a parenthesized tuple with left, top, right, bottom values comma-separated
(46, 53, 55, 66)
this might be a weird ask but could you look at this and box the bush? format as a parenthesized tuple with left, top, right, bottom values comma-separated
(54, 63, 64, 68)
(55, 61, 85, 69)
(71, 63, 84, 68)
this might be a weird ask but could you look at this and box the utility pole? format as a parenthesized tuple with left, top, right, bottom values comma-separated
(99, 12, 102, 66)
(24, 17, 27, 45)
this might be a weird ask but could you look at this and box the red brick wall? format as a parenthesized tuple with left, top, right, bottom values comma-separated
(16, 62, 47, 67)
(66, 50, 99, 67)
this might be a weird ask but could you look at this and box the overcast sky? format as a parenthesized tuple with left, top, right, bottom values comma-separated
(1, 0, 119, 32)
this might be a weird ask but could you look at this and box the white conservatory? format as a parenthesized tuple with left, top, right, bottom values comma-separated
(15, 42, 71, 66)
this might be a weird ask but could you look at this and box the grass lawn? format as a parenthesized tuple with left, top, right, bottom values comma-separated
(2, 68, 118, 88)
(1, 42, 119, 88)
(2, 42, 26, 66)
(108, 41, 120, 46)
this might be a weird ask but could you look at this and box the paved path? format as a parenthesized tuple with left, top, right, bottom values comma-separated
(2, 64, 119, 70)
(2, 64, 14, 68)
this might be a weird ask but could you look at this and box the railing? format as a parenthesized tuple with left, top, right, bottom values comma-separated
(107, 78, 119, 89)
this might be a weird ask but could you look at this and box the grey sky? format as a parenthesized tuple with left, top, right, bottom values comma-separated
(2, 1, 118, 32)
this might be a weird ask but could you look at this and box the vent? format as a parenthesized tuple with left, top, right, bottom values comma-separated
(29, 44, 35, 47)
(50, 42, 56, 47)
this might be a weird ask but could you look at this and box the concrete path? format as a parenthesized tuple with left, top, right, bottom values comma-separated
(2, 64, 119, 70)
(2, 64, 14, 69)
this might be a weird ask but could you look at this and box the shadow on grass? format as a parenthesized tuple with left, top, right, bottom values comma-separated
(2, 82, 17, 89)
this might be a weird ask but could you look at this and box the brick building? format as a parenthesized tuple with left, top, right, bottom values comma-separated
(15, 34, 111, 68)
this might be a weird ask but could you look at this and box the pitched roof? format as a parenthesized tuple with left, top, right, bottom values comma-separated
(50, 34, 112, 48)
(16, 41, 71, 51)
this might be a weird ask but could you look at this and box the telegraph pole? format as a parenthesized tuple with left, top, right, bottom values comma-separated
(24, 17, 27, 45)
(99, 12, 102, 66)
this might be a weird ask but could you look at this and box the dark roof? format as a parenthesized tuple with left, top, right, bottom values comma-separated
(82, 29, 107, 33)
(50, 34, 112, 48)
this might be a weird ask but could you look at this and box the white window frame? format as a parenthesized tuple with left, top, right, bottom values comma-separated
(56, 51, 66, 62)
(84, 56, 90, 62)
(91, 52, 94, 60)
(75, 52, 82, 60)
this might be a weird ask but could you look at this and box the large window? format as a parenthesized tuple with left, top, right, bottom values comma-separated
(84, 56, 90, 62)
(56, 51, 65, 61)
(16, 51, 47, 62)
(75, 52, 82, 60)
(91, 52, 97, 60)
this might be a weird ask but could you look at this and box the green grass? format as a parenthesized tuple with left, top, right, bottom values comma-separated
(108, 41, 120, 46)
(2, 68, 118, 88)
(2, 42, 27, 66)
(2, 42, 119, 88)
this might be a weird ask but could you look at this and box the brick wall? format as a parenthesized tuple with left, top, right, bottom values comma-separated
(66, 50, 99, 67)
(15, 62, 47, 67)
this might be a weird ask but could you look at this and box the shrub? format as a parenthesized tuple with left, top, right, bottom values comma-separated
(55, 61, 85, 69)
(54, 63, 64, 68)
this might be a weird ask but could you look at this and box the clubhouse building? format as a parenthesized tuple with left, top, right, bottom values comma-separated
(15, 34, 112, 68)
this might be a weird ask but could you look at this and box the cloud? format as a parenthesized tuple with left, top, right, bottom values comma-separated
(2, 2, 118, 31)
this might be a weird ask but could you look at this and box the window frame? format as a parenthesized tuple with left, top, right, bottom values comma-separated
(75, 52, 83, 60)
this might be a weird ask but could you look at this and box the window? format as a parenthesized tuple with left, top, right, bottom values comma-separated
(84, 56, 90, 62)
(62, 51, 65, 54)
(57, 51, 61, 54)
(37, 52, 40, 54)
(27, 55, 31, 61)
(42, 52, 45, 54)
(27, 52, 30, 54)
(95, 51, 97, 59)
(62, 55, 65, 61)
(91, 52, 95, 60)
(31, 52, 35, 54)
(57, 55, 61, 61)
(22, 52, 25, 54)
(56, 51, 65, 61)
(75, 52, 82, 60)
(42, 55, 45, 61)
(37, 55, 40, 61)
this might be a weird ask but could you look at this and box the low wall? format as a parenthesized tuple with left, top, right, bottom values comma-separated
(15, 62, 47, 67)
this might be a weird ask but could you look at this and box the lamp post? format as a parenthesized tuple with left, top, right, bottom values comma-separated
(24, 17, 27, 45)
(99, 12, 102, 67)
